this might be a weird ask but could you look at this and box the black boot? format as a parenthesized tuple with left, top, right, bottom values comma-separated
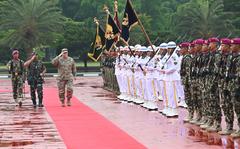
(38, 98, 44, 107)
(32, 98, 37, 108)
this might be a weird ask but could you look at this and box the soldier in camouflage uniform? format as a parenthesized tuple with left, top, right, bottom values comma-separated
(196, 40, 211, 126)
(52, 48, 76, 107)
(179, 42, 193, 122)
(109, 51, 117, 91)
(7, 50, 25, 107)
(229, 38, 240, 138)
(111, 50, 119, 92)
(216, 38, 234, 135)
(189, 39, 204, 124)
(100, 52, 107, 88)
(201, 38, 222, 131)
(24, 52, 46, 108)
(103, 51, 111, 90)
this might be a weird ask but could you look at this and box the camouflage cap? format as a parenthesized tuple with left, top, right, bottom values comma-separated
(62, 48, 68, 53)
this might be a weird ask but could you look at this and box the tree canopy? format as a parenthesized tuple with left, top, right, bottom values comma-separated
(0, 0, 239, 62)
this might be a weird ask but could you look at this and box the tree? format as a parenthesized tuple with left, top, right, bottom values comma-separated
(54, 18, 94, 63)
(0, 0, 64, 56)
(174, 0, 234, 41)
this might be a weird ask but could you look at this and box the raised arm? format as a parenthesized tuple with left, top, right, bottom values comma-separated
(52, 52, 63, 66)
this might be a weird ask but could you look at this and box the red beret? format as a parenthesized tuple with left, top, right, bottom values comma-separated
(221, 38, 231, 45)
(204, 40, 209, 45)
(12, 50, 19, 55)
(180, 42, 190, 48)
(208, 37, 219, 43)
(195, 39, 205, 45)
(231, 38, 240, 45)
(190, 41, 195, 47)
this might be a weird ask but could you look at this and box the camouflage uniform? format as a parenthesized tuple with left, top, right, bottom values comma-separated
(204, 51, 222, 130)
(52, 55, 76, 104)
(218, 52, 234, 134)
(180, 54, 193, 121)
(27, 60, 46, 107)
(198, 52, 211, 125)
(100, 54, 107, 87)
(190, 53, 202, 123)
(229, 52, 240, 137)
(110, 56, 119, 92)
(7, 59, 25, 104)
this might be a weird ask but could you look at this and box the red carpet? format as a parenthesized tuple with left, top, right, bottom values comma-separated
(44, 88, 146, 149)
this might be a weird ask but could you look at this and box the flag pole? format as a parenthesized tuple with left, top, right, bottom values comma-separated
(128, 0, 155, 53)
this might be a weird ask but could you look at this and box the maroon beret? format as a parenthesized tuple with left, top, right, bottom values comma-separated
(208, 37, 219, 43)
(180, 42, 190, 48)
(221, 38, 231, 45)
(231, 38, 240, 45)
(190, 41, 195, 47)
(204, 40, 209, 45)
(195, 39, 205, 45)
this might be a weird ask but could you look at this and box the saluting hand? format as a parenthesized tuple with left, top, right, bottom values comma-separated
(31, 55, 36, 60)
(58, 52, 64, 57)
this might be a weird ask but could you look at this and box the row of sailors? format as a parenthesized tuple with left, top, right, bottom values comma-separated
(114, 42, 186, 117)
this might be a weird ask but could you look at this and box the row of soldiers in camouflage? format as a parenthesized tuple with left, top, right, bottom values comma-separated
(113, 42, 186, 118)
(180, 38, 240, 138)
(7, 48, 76, 108)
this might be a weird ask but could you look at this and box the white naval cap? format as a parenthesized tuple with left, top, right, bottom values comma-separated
(147, 45, 156, 52)
(159, 43, 168, 49)
(167, 41, 177, 49)
(119, 46, 124, 51)
(139, 46, 148, 52)
(135, 44, 141, 49)
(130, 46, 135, 51)
(123, 46, 129, 51)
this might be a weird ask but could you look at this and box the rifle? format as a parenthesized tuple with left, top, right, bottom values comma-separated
(128, 46, 145, 72)
(161, 48, 177, 69)
(145, 47, 160, 66)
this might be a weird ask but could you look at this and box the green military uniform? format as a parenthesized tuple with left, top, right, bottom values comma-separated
(196, 52, 209, 126)
(100, 53, 107, 87)
(229, 51, 240, 137)
(181, 53, 193, 122)
(218, 52, 234, 134)
(202, 51, 222, 131)
(7, 59, 25, 106)
(52, 49, 76, 106)
(27, 59, 46, 107)
(190, 52, 202, 124)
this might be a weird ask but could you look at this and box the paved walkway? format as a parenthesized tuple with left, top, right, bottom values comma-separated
(0, 77, 228, 148)
(0, 79, 65, 148)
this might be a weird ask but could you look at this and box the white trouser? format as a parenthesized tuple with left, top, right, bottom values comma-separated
(145, 78, 157, 101)
(116, 74, 123, 93)
(164, 81, 178, 109)
(175, 80, 185, 102)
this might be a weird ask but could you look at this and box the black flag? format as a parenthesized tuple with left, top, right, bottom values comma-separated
(120, 0, 138, 43)
(105, 14, 120, 51)
(88, 25, 105, 62)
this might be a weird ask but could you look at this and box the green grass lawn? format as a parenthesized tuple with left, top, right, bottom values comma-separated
(75, 62, 100, 67)
(0, 65, 6, 69)
(0, 62, 100, 68)
(0, 62, 100, 74)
